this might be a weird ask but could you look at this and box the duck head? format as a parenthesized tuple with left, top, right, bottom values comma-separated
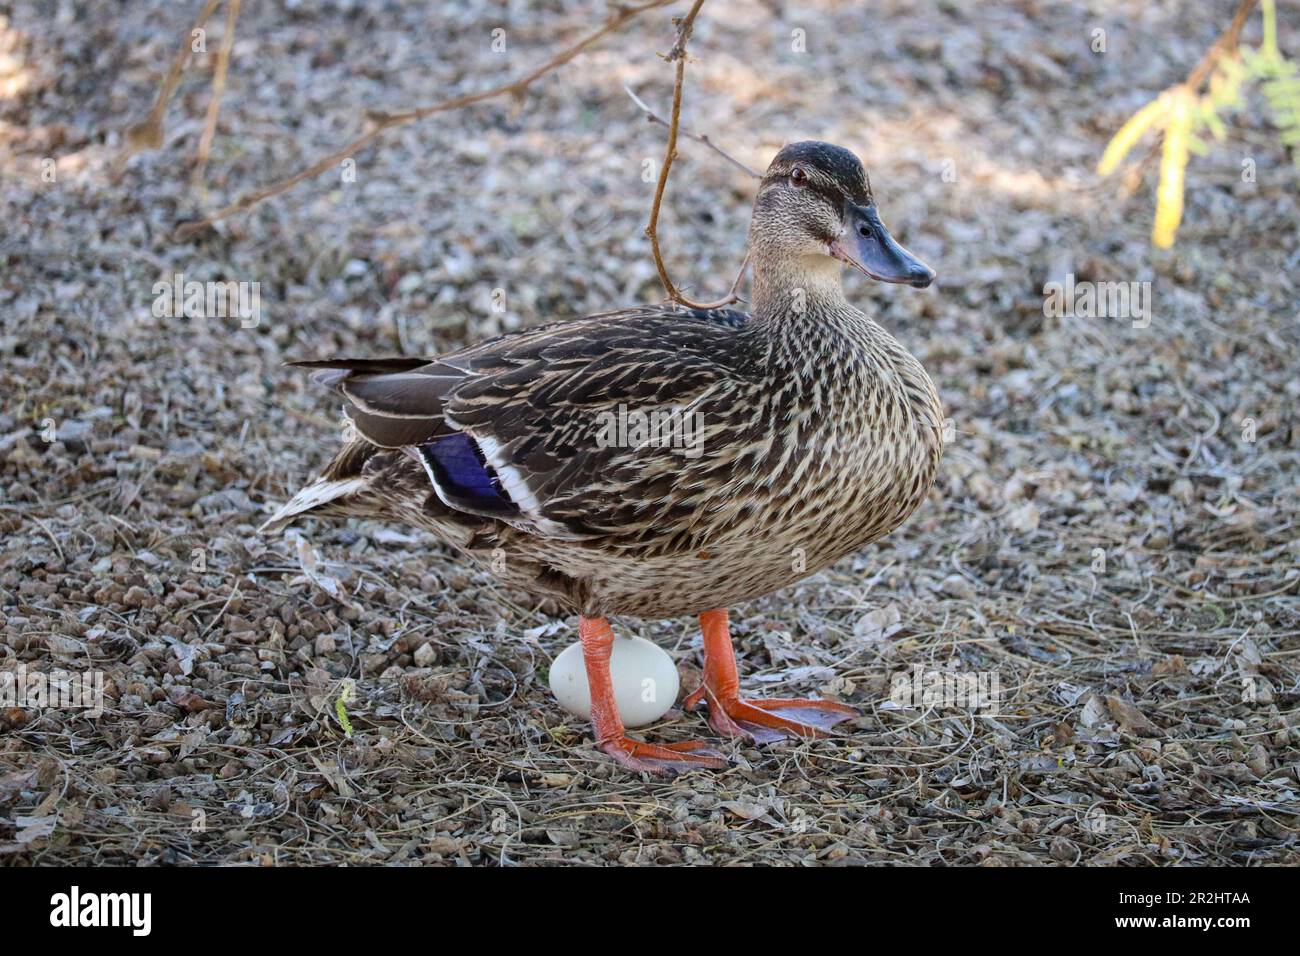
(747, 141, 935, 293)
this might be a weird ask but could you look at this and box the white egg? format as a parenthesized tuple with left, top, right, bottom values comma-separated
(548, 634, 680, 728)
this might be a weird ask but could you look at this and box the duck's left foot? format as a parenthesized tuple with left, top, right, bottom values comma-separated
(685, 608, 860, 744)
(598, 736, 730, 774)
(684, 690, 859, 743)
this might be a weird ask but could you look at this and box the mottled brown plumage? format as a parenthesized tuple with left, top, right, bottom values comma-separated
(267, 142, 942, 615)
(264, 141, 942, 771)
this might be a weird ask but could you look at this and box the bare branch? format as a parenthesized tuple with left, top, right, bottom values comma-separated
(642, 0, 746, 310)
(720, 249, 750, 302)
(1185, 0, 1258, 91)
(623, 84, 758, 178)
(174, 0, 676, 239)
(192, 0, 242, 188)
(121, 0, 223, 162)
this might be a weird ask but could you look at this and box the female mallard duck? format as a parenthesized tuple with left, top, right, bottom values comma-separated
(265, 141, 942, 774)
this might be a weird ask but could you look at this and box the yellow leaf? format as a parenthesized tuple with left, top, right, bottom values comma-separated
(334, 679, 355, 739)
(1097, 93, 1171, 177)
(1153, 87, 1194, 248)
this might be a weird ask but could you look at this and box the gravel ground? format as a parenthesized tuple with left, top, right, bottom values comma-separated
(1, 0, 1298, 865)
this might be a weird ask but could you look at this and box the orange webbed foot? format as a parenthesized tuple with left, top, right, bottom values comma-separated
(686, 608, 860, 744)
(576, 616, 729, 776)
(685, 691, 859, 743)
(598, 736, 730, 775)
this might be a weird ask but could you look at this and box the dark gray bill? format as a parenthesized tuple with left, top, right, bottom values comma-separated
(830, 202, 936, 288)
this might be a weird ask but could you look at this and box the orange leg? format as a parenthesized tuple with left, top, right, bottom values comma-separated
(683, 608, 859, 743)
(579, 616, 728, 775)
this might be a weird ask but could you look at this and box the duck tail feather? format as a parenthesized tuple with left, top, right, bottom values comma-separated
(258, 476, 369, 534)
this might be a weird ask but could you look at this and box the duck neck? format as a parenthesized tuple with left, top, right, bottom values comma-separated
(749, 254, 850, 325)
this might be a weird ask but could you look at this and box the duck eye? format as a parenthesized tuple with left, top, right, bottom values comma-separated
(789, 167, 807, 187)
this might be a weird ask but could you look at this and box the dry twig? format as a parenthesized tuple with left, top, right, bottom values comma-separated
(641, 0, 749, 309)
(1185, 0, 1259, 91)
(173, 0, 676, 238)
(192, 0, 242, 188)
(623, 83, 758, 179)
(121, 0, 222, 161)
(624, 81, 754, 308)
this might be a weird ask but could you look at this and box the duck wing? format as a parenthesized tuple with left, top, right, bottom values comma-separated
(295, 305, 754, 543)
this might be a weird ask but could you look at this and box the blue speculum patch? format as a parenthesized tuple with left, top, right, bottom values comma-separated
(419, 433, 518, 516)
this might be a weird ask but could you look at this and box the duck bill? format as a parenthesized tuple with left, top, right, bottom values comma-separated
(830, 202, 936, 289)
